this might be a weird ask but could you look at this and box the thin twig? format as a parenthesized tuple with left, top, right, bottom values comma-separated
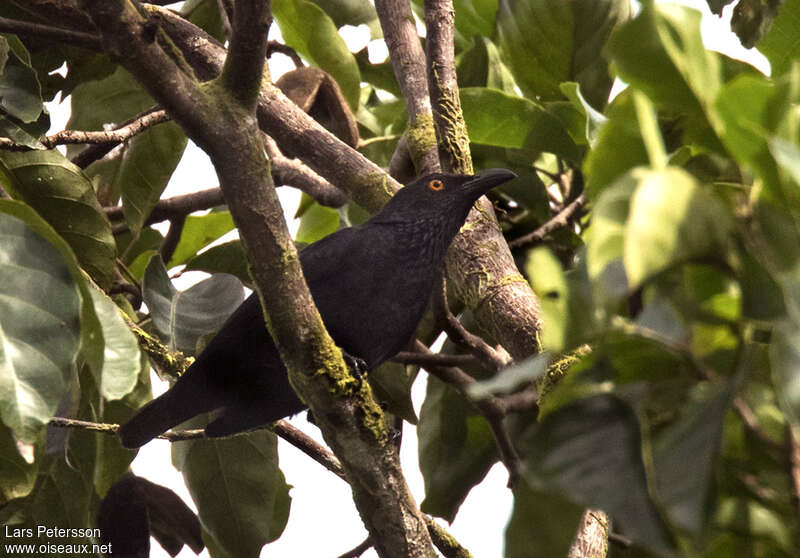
(508, 193, 587, 249)
(159, 215, 187, 263)
(412, 340, 521, 484)
(267, 40, 303, 68)
(71, 106, 165, 168)
(433, 276, 508, 372)
(392, 350, 478, 368)
(733, 397, 783, 453)
(0, 16, 101, 51)
(105, 187, 225, 225)
(264, 135, 348, 207)
(336, 537, 373, 558)
(0, 110, 170, 151)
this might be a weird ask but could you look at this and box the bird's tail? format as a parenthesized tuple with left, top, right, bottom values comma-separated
(118, 379, 214, 449)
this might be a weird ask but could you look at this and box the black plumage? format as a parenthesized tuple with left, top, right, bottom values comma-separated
(119, 169, 516, 448)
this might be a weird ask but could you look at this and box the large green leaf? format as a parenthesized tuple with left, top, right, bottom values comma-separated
(457, 36, 517, 93)
(518, 394, 675, 555)
(497, 0, 630, 108)
(273, 0, 361, 110)
(142, 256, 244, 354)
(607, 3, 721, 115)
(0, 212, 81, 443)
(756, 0, 800, 76)
(0, 149, 116, 289)
(583, 91, 649, 197)
(624, 167, 732, 288)
(172, 431, 291, 558)
(418, 377, 497, 521)
(69, 66, 187, 233)
(460, 87, 580, 162)
(652, 382, 730, 536)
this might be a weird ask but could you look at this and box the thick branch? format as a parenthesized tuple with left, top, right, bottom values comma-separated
(220, 0, 271, 105)
(374, 0, 439, 174)
(423, 0, 471, 174)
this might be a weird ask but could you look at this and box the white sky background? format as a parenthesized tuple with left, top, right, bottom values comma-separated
(42, 2, 769, 557)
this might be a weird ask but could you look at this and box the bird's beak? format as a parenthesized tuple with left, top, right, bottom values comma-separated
(464, 168, 517, 196)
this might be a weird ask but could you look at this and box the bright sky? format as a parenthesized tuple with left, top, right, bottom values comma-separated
(42, 2, 769, 557)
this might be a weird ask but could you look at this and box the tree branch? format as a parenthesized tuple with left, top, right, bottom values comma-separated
(433, 275, 509, 372)
(0, 15, 101, 50)
(220, 0, 272, 106)
(508, 193, 587, 249)
(411, 341, 521, 483)
(374, 0, 440, 175)
(423, 0, 471, 174)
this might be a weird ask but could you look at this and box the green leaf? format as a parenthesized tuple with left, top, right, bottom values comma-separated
(714, 73, 784, 196)
(0, 37, 43, 123)
(142, 256, 244, 354)
(525, 247, 595, 352)
(310, 0, 381, 36)
(69, 66, 187, 232)
(182, 0, 227, 41)
(273, 0, 361, 110)
(607, 3, 721, 115)
(519, 394, 675, 555)
(172, 431, 291, 558)
(0, 212, 81, 443)
(583, 92, 649, 197)
(560, 82, 608, 147)
(753, 0, 799, 75)
(419, 377, 498, 521)
(505, 480, 584, 558)
(457, 36, 517, 93)
(652, 382, 730, 536)
(624, 167, 731, 287)
(460, 87, 580, 162)
(87, 290, 141, 401)
(0, 199, 105, 388)
(585, 169, 636, 281)
(167, 211, 236, 268)
(19, 454, 93, 535)
(0, 149, 116, 289)
(295, 200, 340, 244)
(184, 240, 253, 288)
(453, 0, 499, 38)
(497, 0, 629, 108)
(0, 421, 36, 505)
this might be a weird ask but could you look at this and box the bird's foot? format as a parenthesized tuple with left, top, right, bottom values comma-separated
(342, 351, 368, 380)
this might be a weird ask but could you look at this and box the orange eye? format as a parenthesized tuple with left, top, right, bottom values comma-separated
(428, 179, 444, 191)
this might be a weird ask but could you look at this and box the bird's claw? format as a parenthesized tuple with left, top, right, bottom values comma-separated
(342, 352, 368, 380)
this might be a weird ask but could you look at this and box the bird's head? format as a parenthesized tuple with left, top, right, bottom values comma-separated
(374, 168, 517, 225)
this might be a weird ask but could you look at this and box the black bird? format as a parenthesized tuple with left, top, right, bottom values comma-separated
(119, 169, 516, 448)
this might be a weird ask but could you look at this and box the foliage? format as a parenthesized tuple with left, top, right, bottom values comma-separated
(2, 0, 800, 557)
